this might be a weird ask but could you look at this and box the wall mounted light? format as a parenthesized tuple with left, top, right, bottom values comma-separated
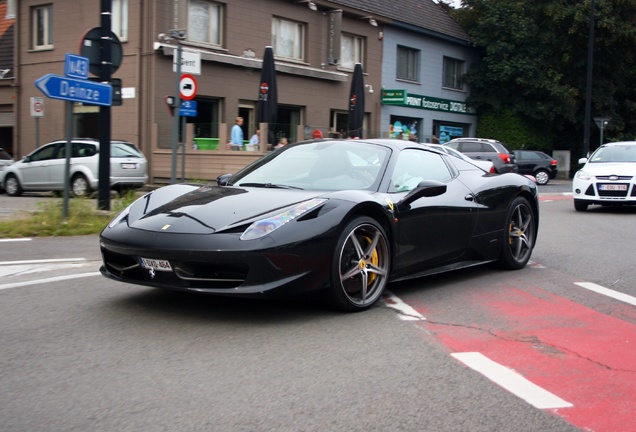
(365, 84, 374, 94)
(297, 0, 318, 11)
(360, 16, 378, 27)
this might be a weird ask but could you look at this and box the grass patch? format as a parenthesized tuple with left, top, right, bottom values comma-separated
(0, 192, 138, 238)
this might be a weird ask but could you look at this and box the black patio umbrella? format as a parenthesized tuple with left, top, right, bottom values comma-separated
(347, 63, 365, 138)
(257, 46, 278, 147)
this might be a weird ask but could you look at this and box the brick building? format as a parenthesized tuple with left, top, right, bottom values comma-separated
(9, 0, 474, 183)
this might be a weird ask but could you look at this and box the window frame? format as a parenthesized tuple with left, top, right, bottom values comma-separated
(111, 0, 128, 42)
(187, 0, 223, 47)
(272, 17, 305, 62)
(443, 56, 464, 90)
(31, 4, 53, 50)
(396, 45, 420, 82)
(340, 33, 364, 71)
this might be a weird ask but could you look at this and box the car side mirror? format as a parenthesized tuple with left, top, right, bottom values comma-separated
(578, 157, 588, 165)
(397, 179, 447, 210)
(216, 173, 233, 186)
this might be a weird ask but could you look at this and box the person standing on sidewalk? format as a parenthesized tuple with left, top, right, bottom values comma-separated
(230, 117, 244, 151)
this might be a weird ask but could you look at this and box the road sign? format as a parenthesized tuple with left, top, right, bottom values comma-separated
(174, 50, 201, 75)
(64, 53, 89, 79)
(30, 97, 45, 117)
(179, 73, 197, 100)
(179, 100, 197, 117)
(35, 74, 112, 106)
(80, 27, 123, 76)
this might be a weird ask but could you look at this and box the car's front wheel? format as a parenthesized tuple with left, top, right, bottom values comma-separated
(574, 200, 589, 212)
(4, 174, 22, 197)
(534, 169, 550, 185)
(497, 196, 536, 270)
(329, 216, 390, 312)
(71, 174, 92, 197)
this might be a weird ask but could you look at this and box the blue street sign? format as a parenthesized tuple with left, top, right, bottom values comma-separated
(64, 53, 89, 79)
(35, 74, 112, 106)
(179, 100, 197, 117)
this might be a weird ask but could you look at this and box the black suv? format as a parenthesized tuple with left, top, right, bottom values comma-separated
(512, 150, 558, 185)
(443, 138, 517, 174)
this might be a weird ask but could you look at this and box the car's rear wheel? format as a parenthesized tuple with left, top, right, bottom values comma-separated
(574, 200, 589, 212)
(534, 169, 550, 185)
(329, 216, 390, 312)
(71, 174, 92, 197)
(497, 197, 536, 270)
(5, 174, 22, 197)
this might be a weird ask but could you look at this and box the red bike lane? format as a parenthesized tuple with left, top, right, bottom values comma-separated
(406, 283, 636, 432)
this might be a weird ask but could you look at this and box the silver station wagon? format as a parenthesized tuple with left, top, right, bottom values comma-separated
(0, 139, 148, 197)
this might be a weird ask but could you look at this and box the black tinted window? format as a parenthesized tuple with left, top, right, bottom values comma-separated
(462, 142, 483, 152)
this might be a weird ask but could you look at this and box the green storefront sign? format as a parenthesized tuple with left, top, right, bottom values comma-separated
(381, 90, 475, 115)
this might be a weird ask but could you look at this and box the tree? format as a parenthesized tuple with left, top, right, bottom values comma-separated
(453, 0, 636, 154)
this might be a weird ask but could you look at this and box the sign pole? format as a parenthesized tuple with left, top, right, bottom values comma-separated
(181, 114, 186, 181)
(98, 0, 113, 210)
(63, 101, 73, 219)
(171, 40, 182, 184)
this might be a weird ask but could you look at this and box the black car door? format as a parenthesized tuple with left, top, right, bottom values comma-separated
(390, 149, 479, 275)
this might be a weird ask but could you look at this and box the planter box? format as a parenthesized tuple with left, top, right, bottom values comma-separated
(194, 138, 219, 150)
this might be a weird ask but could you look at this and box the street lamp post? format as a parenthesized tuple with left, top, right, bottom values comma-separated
(583, 0, 595, 158)
(594, 116, 611, 149)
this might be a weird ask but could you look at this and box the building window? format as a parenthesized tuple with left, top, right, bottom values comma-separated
(272, 18, 304, 61)
(340, 33, 364, 70)
(397, 46, 419, 82)
(443, 57, 464, 90)
(188, 0, 223, 46)
(32, 4, 53, 50)
(112, 0, 128, 41)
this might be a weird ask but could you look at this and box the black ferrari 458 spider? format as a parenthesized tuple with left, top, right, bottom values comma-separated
(100, 139, 539, 312)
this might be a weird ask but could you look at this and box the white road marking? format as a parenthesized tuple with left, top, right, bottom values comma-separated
(575, 282, 636, 307)
(383, 292, 426, 320)
(0, 272, 101, 290)
(451, 352, 573, 409)
(0, 258, 87, 266)
(0, 238, 32, 242)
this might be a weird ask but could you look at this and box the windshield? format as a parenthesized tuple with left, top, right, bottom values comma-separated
(233, 140, 390, 191)
(111, 142, 144, 158)
(589, 145, 636, 163)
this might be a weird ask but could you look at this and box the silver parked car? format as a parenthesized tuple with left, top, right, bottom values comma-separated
(0, 139, 148, 197)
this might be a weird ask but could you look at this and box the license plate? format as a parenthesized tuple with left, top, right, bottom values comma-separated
(140, 257, 172, 272)
(121, 163, 138, 169)
(599, 184, 627, 191)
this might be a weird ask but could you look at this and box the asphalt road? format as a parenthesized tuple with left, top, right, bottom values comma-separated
(2, 180, 634, 432)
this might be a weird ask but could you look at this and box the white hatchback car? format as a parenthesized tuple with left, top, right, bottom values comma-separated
(573, 141, 636, 211)
(0, 139, 148, 197)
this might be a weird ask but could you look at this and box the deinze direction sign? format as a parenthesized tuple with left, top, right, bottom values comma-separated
(381, 89, 475, 115)
(36, 74, 112, 106)
(35, 53, 112, 106)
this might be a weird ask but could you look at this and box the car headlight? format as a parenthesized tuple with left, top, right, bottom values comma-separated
(107, 206, 130, 228)
(575, 170, 593, 181)
(240, 198, 327, 241)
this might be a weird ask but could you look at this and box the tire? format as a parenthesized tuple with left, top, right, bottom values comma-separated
(534, 169, 550, 185)
(4, 174, 22, 197)
(329, 216, 390, 312)
(497, 197, 536, 270)
(71, 174, 92, 197)
(574, 200, 589, 212)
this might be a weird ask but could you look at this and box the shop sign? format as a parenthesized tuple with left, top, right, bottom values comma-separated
(381, 89, 475, 115)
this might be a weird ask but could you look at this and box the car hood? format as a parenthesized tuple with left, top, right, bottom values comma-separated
(125, 184, 335, 234)
(582, 162, 636, 176)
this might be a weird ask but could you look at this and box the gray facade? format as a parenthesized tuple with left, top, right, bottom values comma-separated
(380, 25, 477, 144)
